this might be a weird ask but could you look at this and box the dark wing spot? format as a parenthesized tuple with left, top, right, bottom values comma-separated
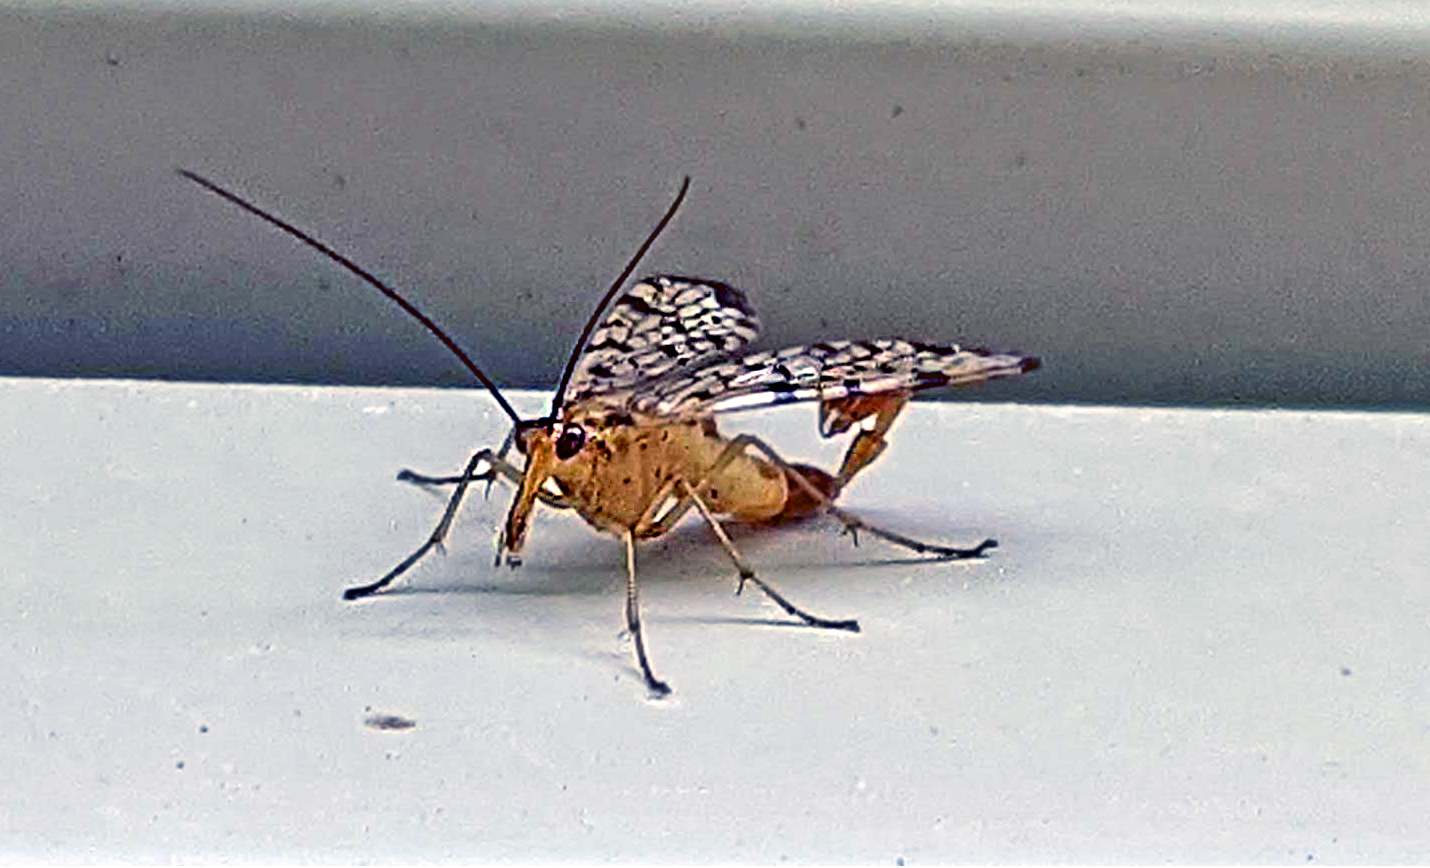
(709, 280, 756, 317)
(617, 292, 660, 315)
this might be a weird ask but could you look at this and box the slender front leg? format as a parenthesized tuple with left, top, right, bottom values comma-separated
(624, 530, 671, 696)
(681, 482, 860, 632)
(397, 451, 576, 510)
(344, 449, 488, 600)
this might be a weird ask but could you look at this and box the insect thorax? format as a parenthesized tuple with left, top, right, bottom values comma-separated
(550, 403, 787, 534)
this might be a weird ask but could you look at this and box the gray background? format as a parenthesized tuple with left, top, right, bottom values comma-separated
(5, 5, 1430, 408)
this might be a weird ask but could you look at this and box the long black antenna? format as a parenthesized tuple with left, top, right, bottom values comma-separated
(177, 169, 523, 425)
(548, 176, 691, 416)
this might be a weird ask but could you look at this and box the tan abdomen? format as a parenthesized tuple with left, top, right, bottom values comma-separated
(565, 421, 789, 531)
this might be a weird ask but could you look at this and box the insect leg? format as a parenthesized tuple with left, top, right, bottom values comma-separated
(396, 456, 511, 487)
(623, 529, 671, 696)
(628, 427, 990, 565)
(396, 452, 576, 510)
(738, 436, 999, 560)
(681, 481, 860, 632)
(343, 449, 488, 600)
(632, 434, 990, 558)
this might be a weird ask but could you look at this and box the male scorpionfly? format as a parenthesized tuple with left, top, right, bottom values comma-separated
(180, 170, 1039, 695)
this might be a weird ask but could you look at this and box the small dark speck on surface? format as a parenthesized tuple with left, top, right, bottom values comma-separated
(175, 760, 185, 770)
(891, 104, 903, 118)
(794, 117, 806, 130)
(365, 713, 417, 732)
(198, 724, 208, 734)
(1340, 667, 1352, 676)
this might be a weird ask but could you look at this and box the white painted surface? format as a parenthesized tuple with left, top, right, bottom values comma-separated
(3, 377, 1428, 861)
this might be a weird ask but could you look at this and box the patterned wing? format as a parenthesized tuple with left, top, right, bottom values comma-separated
(630, 338, 1040, 417)
(564, 275, 761, 405)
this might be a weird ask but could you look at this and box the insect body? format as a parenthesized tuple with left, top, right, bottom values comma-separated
(180, 171, 1039, 696)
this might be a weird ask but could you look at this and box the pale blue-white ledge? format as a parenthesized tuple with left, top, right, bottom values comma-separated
(3, 377, 1426, 861)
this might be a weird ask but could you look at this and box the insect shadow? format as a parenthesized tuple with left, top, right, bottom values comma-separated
(180, 169, 1038, 696)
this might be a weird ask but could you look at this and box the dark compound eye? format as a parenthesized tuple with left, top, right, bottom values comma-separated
(555, 424, 586, 460)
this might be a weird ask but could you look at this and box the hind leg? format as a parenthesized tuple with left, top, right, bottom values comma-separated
(747, 439, 996, 560)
